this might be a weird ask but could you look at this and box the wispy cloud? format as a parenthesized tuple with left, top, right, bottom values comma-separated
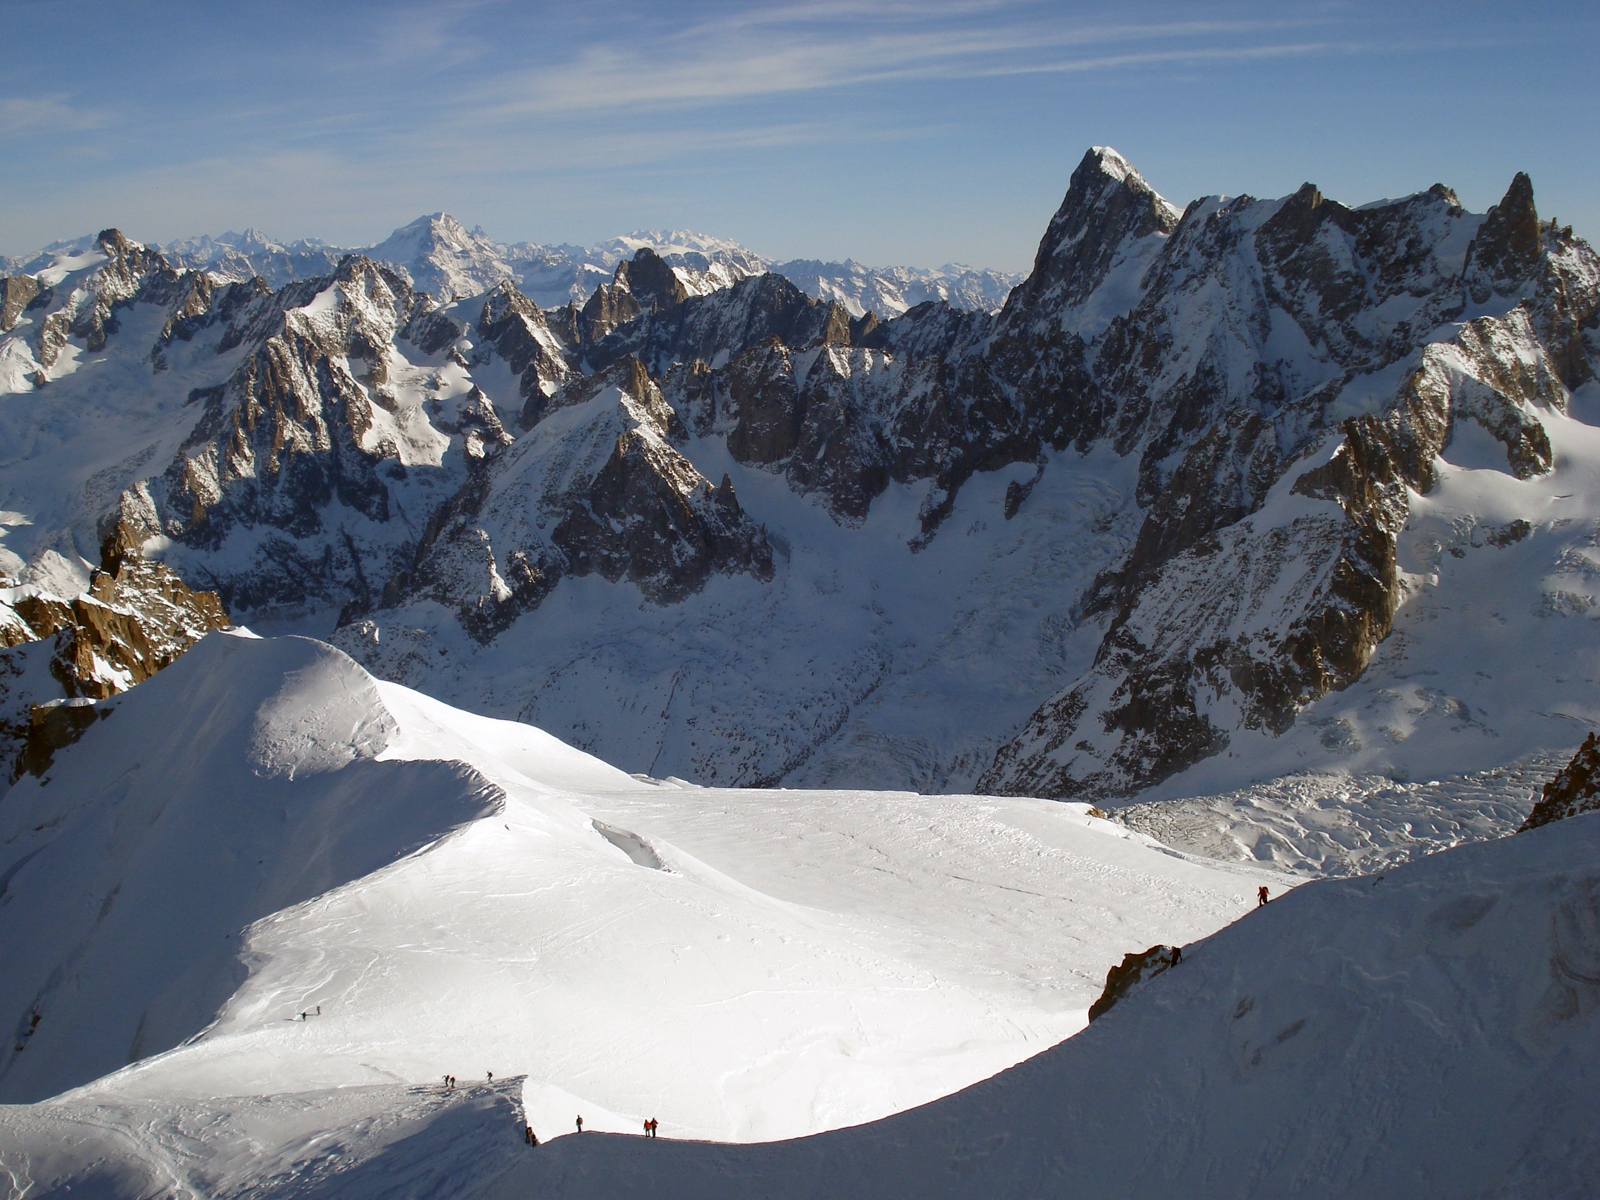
(978, 41, 1335, 79)
(0, 94, 113, 140)
(365, 0, 500, 70)
(465, 4, 1339, 118)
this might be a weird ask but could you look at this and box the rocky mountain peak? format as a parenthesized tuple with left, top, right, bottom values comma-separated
(376, 212, 470, 248)
(1269, 181, 1330, 231)
(615, 247, 690, 313)
(1000, 146, 1182, 326)
(367, 213, 513, 301)
(579, 282, 642, 346)
(1427, 182, 1463, 208)
(1464, 171, 1542, 302)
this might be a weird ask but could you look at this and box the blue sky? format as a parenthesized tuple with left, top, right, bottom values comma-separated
(2, 0, 1596, 271)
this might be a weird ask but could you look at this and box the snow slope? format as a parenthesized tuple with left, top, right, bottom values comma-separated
(11, 788, 1594, 1197)
(0, 630, 1278, 1190)
(472, 811, 1600, 1199)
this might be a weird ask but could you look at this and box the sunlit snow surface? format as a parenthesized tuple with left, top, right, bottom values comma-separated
(0, 632, 1278, 1193)
(481, 813, 1600, 1200)
(5, 642, 1595, 1197)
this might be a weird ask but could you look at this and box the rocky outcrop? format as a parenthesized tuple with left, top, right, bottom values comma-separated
(0, 549, 230, 778)
(1087, 944, 1180, 1021)
(1520, 734, 1600, 831)
(0, 275, 40, 332)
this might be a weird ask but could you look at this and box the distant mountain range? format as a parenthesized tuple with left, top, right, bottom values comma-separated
(4, 215, 1023, 318)
(1, 146, 1596, 803)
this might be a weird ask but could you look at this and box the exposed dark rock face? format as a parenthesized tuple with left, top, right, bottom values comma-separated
(552, 444, 772, 603)
(1520, 734, 1600, 831)
(396, 356, 772, 643)
(617, 247, 690, 314)
(1087, 944, 1179, 1022)
(13, 697, 112, 781)
(0, 275, 40, 332)
(579, 272, 644, 346)
(570, 246, 699, 348)
(1464, 173, 1542, 304)
(0, 548, 230, 779)
(676, 338, 892, 523)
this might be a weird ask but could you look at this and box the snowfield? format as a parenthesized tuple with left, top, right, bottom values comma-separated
(0, 631, 1279, 1193)
(475, 810, 1600, 1200)
(4, 642, 1596, 1197)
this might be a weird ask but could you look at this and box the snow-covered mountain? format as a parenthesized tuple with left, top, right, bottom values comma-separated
(0, 629, 1591, 1194)
(151, 215, 1015, 316)
(158, 217, 771, 307)
(0, 147, 1596, 806)
(161, 228, 345, 292)
(489, 810, 1600, 1199)
(770, 258, 1021, 318)
(0, 628, 1279, 1173)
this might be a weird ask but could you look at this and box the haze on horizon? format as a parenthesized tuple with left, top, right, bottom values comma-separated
(2, 0, 1597, 273)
